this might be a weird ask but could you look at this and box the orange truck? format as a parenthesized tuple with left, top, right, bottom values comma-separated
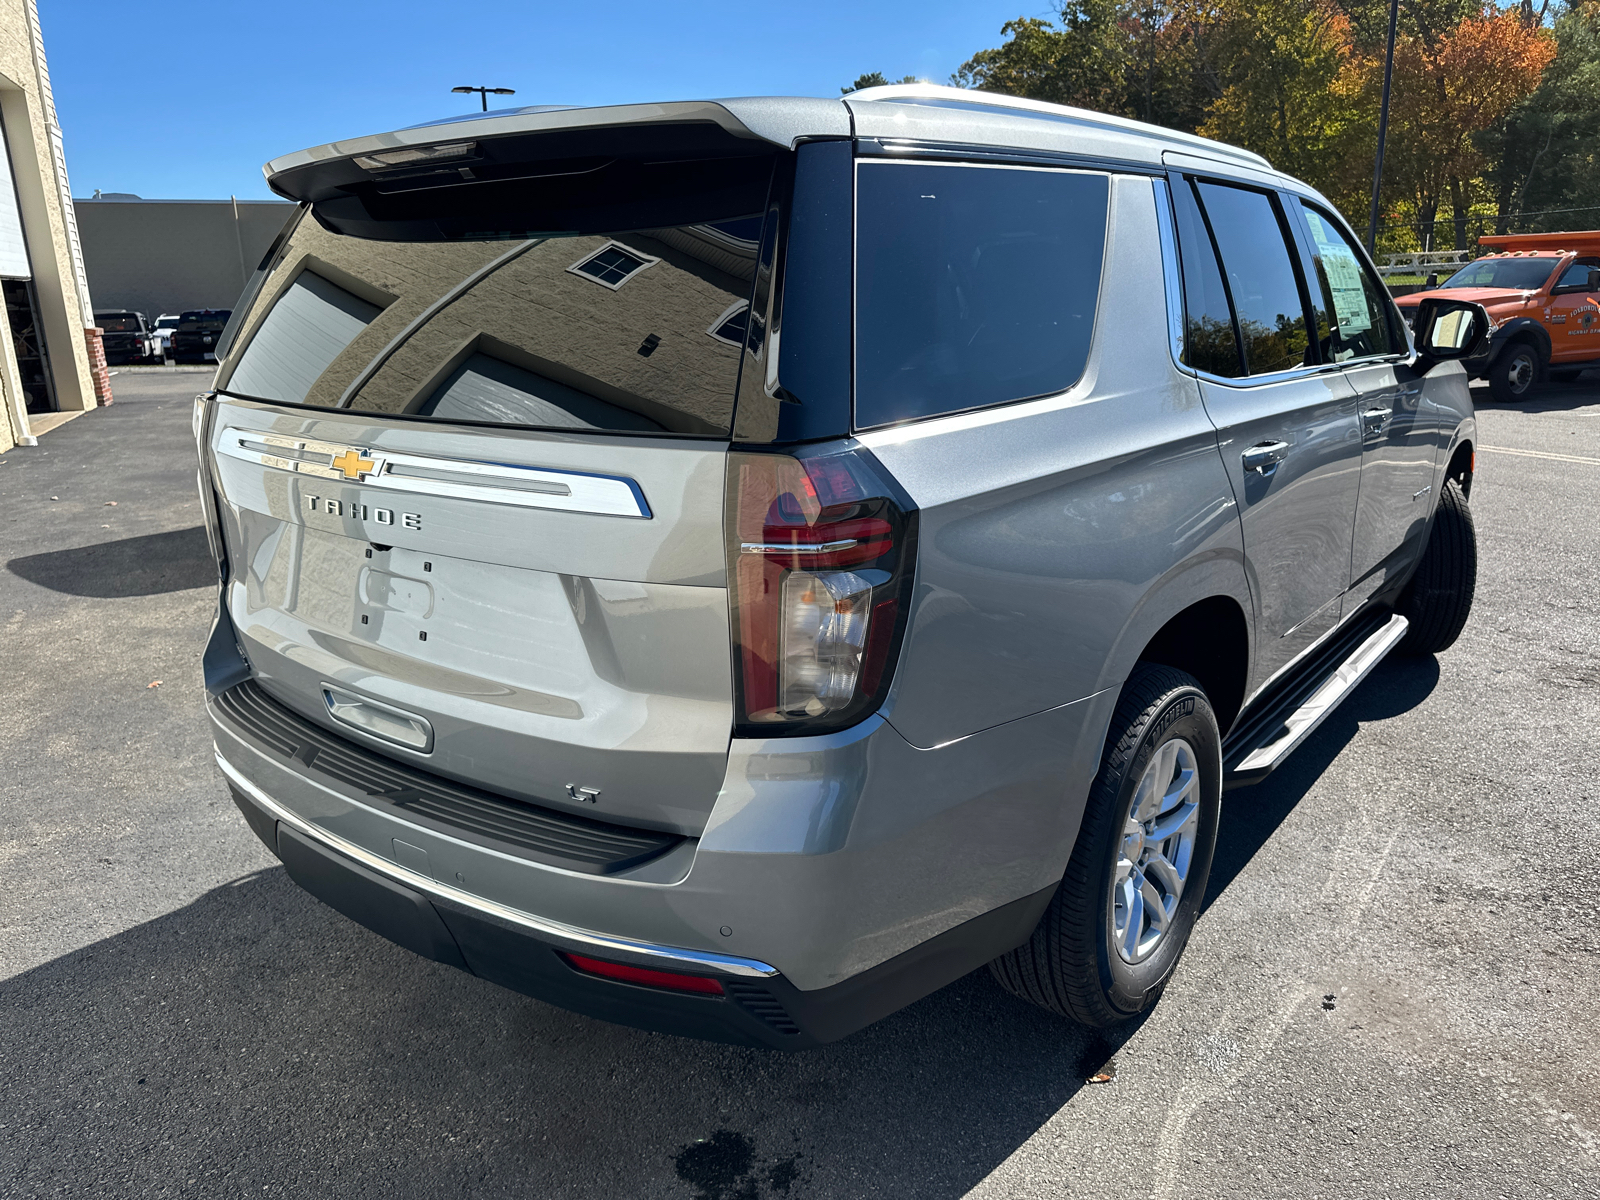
(1392, 230, 1600, 402)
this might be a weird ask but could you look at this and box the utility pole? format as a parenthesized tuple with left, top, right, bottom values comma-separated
(1365, 0, 1400, 254)
(452, 85, 516, 112)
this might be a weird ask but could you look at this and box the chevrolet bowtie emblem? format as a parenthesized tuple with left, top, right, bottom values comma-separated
(331, 449, 376, 480)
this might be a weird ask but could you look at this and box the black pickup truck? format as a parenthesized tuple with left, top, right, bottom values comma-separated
(94, 311, 156, 364)
(170, 309, 231, 364)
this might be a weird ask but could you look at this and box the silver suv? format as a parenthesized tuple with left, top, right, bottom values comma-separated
(198, 85, 1483, 1047)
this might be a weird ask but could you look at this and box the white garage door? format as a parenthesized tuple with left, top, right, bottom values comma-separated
(0, 133, 31, 279)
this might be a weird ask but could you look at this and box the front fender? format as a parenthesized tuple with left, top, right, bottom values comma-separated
(1486, 317, 1551, 364)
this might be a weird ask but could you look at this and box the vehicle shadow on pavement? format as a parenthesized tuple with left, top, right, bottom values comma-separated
(1, 868, 1142, 1199)
(1470, 380, 1600, 413)
(1203, 652, 1440, 912)
(5, 526, 214, 597)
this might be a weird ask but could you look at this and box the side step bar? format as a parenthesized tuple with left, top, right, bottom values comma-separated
(1222, 611, 1410, 790)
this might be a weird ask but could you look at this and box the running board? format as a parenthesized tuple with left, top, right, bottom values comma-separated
(1222, 611, 1409, 790)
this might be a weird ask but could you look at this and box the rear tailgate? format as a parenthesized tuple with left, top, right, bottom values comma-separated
(209, 404, 731, 834)
(203, 137, 780, 837)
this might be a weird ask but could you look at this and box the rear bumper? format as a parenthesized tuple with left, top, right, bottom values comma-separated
(209, 670, 1115, 1046)
(226, 766, 1055, 1048)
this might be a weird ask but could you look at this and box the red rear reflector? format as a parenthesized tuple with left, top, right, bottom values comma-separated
(561, 952, 725, 995)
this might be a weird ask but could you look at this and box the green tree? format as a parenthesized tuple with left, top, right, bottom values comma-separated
(1479, 1, 1600, 232)
(842, 72, 920, 94)
(1198, 0, 1360, 194)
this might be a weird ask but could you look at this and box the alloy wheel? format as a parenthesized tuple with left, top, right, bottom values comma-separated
(1111, 737, 1201, 964)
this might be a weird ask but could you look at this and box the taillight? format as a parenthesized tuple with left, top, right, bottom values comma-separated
(726, 444, 916, 736)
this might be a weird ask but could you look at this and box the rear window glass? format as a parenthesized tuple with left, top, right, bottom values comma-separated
(216, 175, 772, 437)
(179, 313, 230, 332)
(96, 315, 142, 332)
(853, 161, 1109, 429)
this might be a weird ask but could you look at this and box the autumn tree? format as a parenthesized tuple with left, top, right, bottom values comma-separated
(1341, 8, 1555, 247)
(1479, 0, 1600, 231)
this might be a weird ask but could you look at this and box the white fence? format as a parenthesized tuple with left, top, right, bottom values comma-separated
(1373, 250, 1473, 280)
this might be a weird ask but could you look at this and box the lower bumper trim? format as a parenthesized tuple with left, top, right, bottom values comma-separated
(216, 749, 779, 980)
(226, 770, 1058, 1048)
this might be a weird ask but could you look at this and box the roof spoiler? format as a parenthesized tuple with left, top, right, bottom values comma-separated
(263, 98, 851, 205)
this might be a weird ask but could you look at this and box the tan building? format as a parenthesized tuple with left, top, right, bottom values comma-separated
(0, 0, 104, 453)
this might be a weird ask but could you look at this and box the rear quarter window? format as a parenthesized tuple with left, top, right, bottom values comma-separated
(853, 161, 1109, 430)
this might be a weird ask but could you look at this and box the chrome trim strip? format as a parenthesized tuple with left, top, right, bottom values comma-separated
(1234, 614, 1409, 774)
(740, 539, 857, 555)
(216, 428, 651, 518)
(215, 749, 780, 979)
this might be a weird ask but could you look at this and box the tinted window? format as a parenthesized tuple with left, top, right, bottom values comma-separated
(179, 312, 230, 332)
(1556, 260, 1598, 289)
(1440, 257, 1559, 291)
(1296, 202, 1393, 361)
(1170, 180, 1243, 377)
(96, 314, 142, 332)
(226, 271, 381, 404)
(854, 162, 1109, 429)
(216, 169, 772, 437)
(1195, 182, 1311, 376)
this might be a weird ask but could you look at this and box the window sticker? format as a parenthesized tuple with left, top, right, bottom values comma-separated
(1306, 212, 1372, 336)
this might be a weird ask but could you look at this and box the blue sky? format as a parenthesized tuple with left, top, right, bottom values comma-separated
(45, 0, 1042, 201)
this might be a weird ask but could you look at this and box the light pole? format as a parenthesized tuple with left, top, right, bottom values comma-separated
(1365, 0, 1400, 254)
(452, 85, 516, 112)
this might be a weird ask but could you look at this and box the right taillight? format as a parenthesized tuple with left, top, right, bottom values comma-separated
(726, 444, 916, 736)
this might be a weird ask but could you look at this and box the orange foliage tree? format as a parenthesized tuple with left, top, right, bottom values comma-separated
(1336, 8, 1556, 247)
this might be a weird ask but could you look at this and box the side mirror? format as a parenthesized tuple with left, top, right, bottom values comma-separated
(1588, 267, 1599, 292)
(1412, 298, 1490, 372)
(1425, 272, 1439, 288)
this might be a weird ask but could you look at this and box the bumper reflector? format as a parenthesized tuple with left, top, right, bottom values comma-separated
(561, 952, 726, 995)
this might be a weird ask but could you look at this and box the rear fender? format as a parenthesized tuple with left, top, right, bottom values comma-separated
(1096, 554, 1254, 730)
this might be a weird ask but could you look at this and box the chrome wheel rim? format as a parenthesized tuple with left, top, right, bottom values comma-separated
(1508, 354, 1535, 394)
(1112, 737, 1201, 965)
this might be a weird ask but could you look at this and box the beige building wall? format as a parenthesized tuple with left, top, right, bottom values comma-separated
(0, 0, 100, 453)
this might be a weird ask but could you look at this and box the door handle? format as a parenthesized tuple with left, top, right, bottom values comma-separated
(1242, 441, 1290, 475)
(1362, 407, 1393, 434)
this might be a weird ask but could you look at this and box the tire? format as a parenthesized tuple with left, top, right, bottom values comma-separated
(1399, 478, 1476, 655)
(1489, 341, 1540, 403)
(990, 665, 1222, 1027)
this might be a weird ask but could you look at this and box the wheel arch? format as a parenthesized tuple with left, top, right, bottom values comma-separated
(1133, 596, 1250, 735)
(1491, 319, 1551, 365)
(1444, 436, 1475, 500)
(1097, 555, 1254, 738)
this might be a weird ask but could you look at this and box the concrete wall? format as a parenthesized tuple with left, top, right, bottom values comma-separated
(75, 198, 296, 320)
(0, 0, 100, 450)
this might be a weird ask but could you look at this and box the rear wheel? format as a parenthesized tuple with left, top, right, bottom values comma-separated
(1400, 478, 1476, 655)
(990, 665, 1221, 1027)
(1489, 342, 1540, 403)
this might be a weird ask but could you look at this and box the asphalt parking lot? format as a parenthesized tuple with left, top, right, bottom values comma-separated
(2, 370, 1597, 1199)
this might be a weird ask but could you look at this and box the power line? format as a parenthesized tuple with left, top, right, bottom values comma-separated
(1377, 203, 1600, 230)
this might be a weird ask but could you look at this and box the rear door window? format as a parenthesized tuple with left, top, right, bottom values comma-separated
(1170, 180, 1243, 378)
(1192, 182, 1313, 377)
(853, 161, 1109, 429)
(215, 168, 773, 437)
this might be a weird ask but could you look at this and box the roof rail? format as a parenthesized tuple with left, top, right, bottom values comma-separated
(845, 83, 1272, 171)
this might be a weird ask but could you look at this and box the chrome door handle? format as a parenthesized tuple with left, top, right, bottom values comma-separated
(1242, 441, 1290, 475)
(1362, 407, 1393, 434)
